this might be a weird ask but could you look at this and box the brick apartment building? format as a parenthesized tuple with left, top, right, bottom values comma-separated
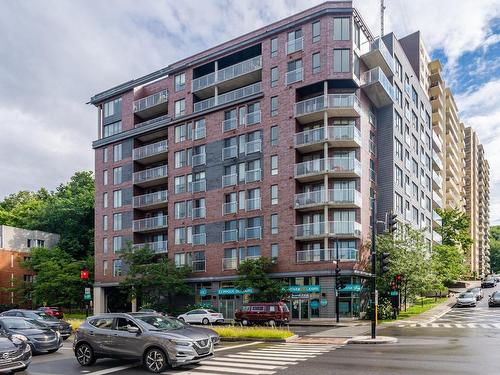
(90, 1, 438, 319)
(0, 225, 59, 305)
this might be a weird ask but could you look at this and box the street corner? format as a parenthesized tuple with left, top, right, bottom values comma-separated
(347, 335, 398, 344)
(289, 336, 349, 345)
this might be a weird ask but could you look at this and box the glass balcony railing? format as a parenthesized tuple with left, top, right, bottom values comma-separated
(295, 94, 360, 118)
(133, 190, 168, 208)
(245, 226, 262, 240)
(133, 216, 168, 232)
(329, 221, 362, 236)
(295, 222, 326, 238)
(222, 201, 237, 215)
(245, 169, 262, 183)
(133, 140, 168, 161)
(245, 110, 261, 125)
(368, 38, 394, 73)
(294, 158, 362, 178)
(222, 173, 237, 187)
(296, 248, 358, 263)
(192, 153, 206, 166)
(133, 90, 168, 113)
(362, 67, 394, 103)
(433, 154, 443, 170)
(433, 171, 443, 186)
(132, 241, 168, 254)
(135, 114, 171, 129)
(222, 258, 238, 271)
(294, 189, 361, 208)
(191, 260, 206, 272)
(192, 56, 262, 92)
(193, 82, 262, 113)
(295, 96, 325, 117)
(286, 36, 303, 54)
(221, 117, 237, 132)
(222, 229, 238, 243)
(245, 139, 262, 154)
(328, 125, 361, 143)
(222, 145, 238, 160)
(190, 179, 206, 193)
(295, 127, 325, 147)
(192, 233, 206, 245)
(133, 165, 168, 184)
(192, 207, 206, 219)
(285, 67, 303, 85)
(246, 197, 261, 211)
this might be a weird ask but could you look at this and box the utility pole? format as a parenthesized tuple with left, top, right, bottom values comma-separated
(371, 197, 377, 339)
(335, 240, 340, 323)
(380, 0, 386, 36)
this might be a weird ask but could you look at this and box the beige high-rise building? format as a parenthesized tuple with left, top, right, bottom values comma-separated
(464, 128, 490, 276)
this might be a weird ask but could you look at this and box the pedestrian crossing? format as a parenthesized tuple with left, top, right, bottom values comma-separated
(165, 343, 340, 375)
(396, 322, 500, 329)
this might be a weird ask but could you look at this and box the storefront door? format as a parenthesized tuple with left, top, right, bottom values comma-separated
(291, 298, 309, 320)
(219, 298, 236, 320)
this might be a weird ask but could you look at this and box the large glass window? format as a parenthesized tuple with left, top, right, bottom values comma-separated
(312, 52, 321, 74)
(333, 49, 350, 73)
(175, 99, 185, 117)
(113, 259, 122, 276)
(333, 18, 350, 40)
(270, 67, 278, 87)
(113, 167, 122, 185)
(113, 213, 122, 231)
(103, 121, 122, 137)
(312, 20, 321, 42)
(113, 190, 122, 208)
(175, 73, 186, 92)
(113, 144, 122, 162)
(270, 37, 278, 57)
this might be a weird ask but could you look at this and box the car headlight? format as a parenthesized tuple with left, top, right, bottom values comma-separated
(23, 344, 32, 353)
(56, 331, 61, 338)
(11, 334, 28, 343)
(170, 339, 192, 346)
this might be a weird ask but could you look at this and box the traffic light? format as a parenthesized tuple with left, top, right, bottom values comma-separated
(336, 279, 346, 290)
(380, 252, 390, 274)
(80, 269, 89, 280)
(387, 213, 398, 233)
(395, 274, 403, 285)
(335, 267, 341, 278)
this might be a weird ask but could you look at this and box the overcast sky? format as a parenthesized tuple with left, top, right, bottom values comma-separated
(0, 0, 499, 223)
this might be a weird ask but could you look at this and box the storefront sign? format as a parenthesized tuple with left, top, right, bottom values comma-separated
(217, 288, 254, 295)
(310, 300, 319, 309)
(291, 293, 310, 299)
(286, 285, 321, 293)
(339, 284, 362, 292)
(320, 299, 328, 307)
(199, 288, 208, 297)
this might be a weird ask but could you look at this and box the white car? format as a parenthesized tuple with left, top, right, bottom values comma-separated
(178, 309, 224, 325)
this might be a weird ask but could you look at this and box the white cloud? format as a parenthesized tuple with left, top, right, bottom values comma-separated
(0, 0, 498, 224)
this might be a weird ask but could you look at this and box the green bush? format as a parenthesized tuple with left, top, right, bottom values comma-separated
(212, 326, 294, 340)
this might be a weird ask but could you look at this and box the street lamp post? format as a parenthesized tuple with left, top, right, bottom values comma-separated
(335, 240, 340, 323)
(371, 198, 377, 339)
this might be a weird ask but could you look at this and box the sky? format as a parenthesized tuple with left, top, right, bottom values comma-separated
(0, 0, 499, 223)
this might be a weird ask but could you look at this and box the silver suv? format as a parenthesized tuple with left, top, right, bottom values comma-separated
(73, 313, 218, 373)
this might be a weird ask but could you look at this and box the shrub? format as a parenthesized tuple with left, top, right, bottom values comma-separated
(211, 326, 294, 340)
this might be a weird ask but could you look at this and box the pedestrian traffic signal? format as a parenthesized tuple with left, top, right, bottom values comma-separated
(380, 252, 390, 274)
(387, 213, 398, 233)
(336, 279, 346, 290)
(395, 274, 403, 284)
(335, 267, 341, 278)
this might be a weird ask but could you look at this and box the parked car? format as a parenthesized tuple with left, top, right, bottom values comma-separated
(74, 313, 216, 373)
(0, 330, 32, 372)
(466, 287, 484, 301)
(488, 291, 500, 307)
(177, 309, 224, 325)
(173, 317, 220, 345)
(0, 310, 72, 339)
(37, 306, 64, 319)
(481, 278, 496, 288)
(456, 292, 477, 307)
(0, 317, 62, 354)
(235, 302, 290, 326)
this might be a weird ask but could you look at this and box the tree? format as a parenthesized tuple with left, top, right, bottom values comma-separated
(19, 247, 93, 307)
(490, 226, 500, 273)
(120, 246, 192, 311)
(436, 208, 472, 252)
(431, 244, 466, 285)
(234, 257, 288, 302)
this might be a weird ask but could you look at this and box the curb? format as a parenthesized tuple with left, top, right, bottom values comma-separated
(221, 335, 298, 343)
(347, 335, 398, 344)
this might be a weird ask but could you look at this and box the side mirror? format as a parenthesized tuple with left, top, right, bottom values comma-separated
(127, 326, 140, 334)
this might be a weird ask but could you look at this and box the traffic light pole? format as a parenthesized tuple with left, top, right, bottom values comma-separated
(335, 240, 340, 323)
(371, 198, 377, 339)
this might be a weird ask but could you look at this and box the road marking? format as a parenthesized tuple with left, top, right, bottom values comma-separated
(215, 342, 263, 352)
(210, 357, 297, 366)
(480, 324, 491, 328)
(431, 323, 440, 328)
(185, 365, 275, 374)
(467, 323, 477, 328)
(226, 354, 308, 361)
(456, 324, 465, 328)
(86, 364, 139, 375)
(259, 348, 328, 353)
(443, 324, 452, 328)
(204, 360, 284, 370)
(247, 350, 315, 357)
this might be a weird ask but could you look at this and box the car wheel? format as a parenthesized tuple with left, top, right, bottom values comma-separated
(202, 318, 210, 325)
(241, 318, 249, 326)
(268, 319, 276, 327)
(144, 347, 168, 373)
(178, 317, 185, 322)
(75, 343, 96, 366)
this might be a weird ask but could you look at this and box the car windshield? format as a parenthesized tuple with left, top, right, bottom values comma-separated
(136, 315, 185, 331)
(1, 318, 37, 330)
(467, 288, 479, 292)
(34, 312, 58, 321)
(459, 293, 474, 298)
(207, 309, 218, 314)
(26, 319, 48, 328)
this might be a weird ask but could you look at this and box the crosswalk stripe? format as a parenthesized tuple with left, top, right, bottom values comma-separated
(467, 323, 477, 328)
(431, 323, 440, 328)
(189, 365, 275, 374)
(168, 370, 227, 375)
(247, 350, 315, 357)
(443, 324, 452, 328)
(226, 354, 308, 361)
(480, 324, 491, 328)
(456, 324, 465, 328)
(492, 323, 500, 328)
(210, 357, 297, 366)
(259, 348, 327, 353)
(204, 360, 283, 370)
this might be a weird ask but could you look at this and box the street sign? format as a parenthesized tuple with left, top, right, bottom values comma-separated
(390, 291, 399, 296)
(84, 293, 92, 301)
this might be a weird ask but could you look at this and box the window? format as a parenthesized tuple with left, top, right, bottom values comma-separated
(270, 37, 278, 57)
(353, 53, 360, 78)
(270, 96, 278, 116)
(333, 18, 350, 40)
(113, 144, 122, 162)
(175, 201, 187, 219)
(103, 121, 122, 137)
(113, 259, 122, 277)
(333, 49, 350, 72)
(353, 22, 360, 48)
(395, 111, 402, 134)
(103, 192, 108, 208)
(103, 98, 121, 118)
(395, 139, 403, 161)
(193, 119, 206, 140)
(411, 86, 418, 106)
(412, 183, 419, 198)
(175, 227, 186, 245)
(312, 20, 321, 42)
(270, 67, 278, 87)
(395, 193, 403, 214)
(113, 213, 122, 231)
(103, 260, 108, 276)
(395, 166, 403, 187)
(113, 190, 122, 208)
(103, 215, 108, 231)
(370, 159, 376, 181)
(271, 155, 278, 175)
(175, 150, 189, 168)
(395, 85, 402, 107)
(103, 147, 108, 163)
(113, 167, 122, 185)
(395, 57, 402, 81)
(113, 236, 123, 253)
(271, 214, 278, 234)
(271, 185, 278, 205)
(175, 123, 192, 143)
(175, 73, 186, 92)
(271, 125, 278, 146)
(103, 238, 108, 254)
(312, 52, 321, 74)
(286, 59, 303, 84)
(271, 244, 279, 259)
(174, 99, 185, 117)
(175, 176, 186, 194)
(175, 252, 192, 268)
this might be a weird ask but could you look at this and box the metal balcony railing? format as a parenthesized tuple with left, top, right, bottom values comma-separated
(296, 248, 358, 263)
(221, 117, 237, 132)
(245, 226, 262, 240)
(133, 165, 168, 184)
(133, 90, 168, 113)
(222, 201, 237, 215)
(295, 94, 360, 117)
(246, 197, 261, 211)
(222, 145, 238, 160)
(285, 67, 303, 85)
(132, 241, 168, 254)
(192, 233, 206, 245)
(222, 173, 237, 187)
(133, 216, 168, 232)
(222, 229, 238, 243)
(245, 139, 262, 154)
(193, 82, 262, 113)
(133, 140, 168, 160)
(133, 190, 168, 208)
(190, 179, 206, 193)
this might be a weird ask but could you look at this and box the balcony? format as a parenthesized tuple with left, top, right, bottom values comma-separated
(432, 154, 443, 171)
(193, 81, 262, 113)
(222, 173, 237, 188)
(294, 157, 362, 182)
(191, 260, 206, 272)
(190, 179, 207, 193)
(221, 117, 237, 132)
(192, 153, 206, 166)
(295, 221, 361, 240)
(133, 140, 168, 164)
(433, 231, 442, 244)
(133, 165, 168, 187)
(432, 170, 443, 189)
(245, 169, 262, 183)
(191, 56, 262, 99)
(135, 114, 171, 130)
(222, 258, 238, 271)
(132, 241, 168, 254)
(433, 211, 442, 228)
(222, 201, 237, 215)
(294, 189, 361, 211)
(192, 207, 206, 219)
(246, 197, 261, 211)
(433, 193, 443, 209)
(285, 67, 303, 85)
(222, 145, 238, 160)
(133, 90, 168, 120)
(361, 67, 394, 108)
(192, 233, 206, 245)
(432, 108, 444, 123)
(133, 190, 168, 210)
(245, 226, 262, 240)
(133, 216, 168, 233)
(294, 94, 361, 124)
(432, 132, 442, 152)
(286, 36, 303, 54)
(245, 139, 262, 155)
(222, 229, 238, 243)
(296, 248, 358, 263)
(245, 110, 261, 126)
(360, 38, 394, 77)
(294, 125, 361, 152)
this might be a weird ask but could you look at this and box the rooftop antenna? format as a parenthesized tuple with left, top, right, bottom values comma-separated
(380, 0, 386, 36)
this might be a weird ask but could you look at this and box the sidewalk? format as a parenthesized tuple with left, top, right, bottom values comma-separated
(288, 318, 368, 327)
(383, 296, 455, 326)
